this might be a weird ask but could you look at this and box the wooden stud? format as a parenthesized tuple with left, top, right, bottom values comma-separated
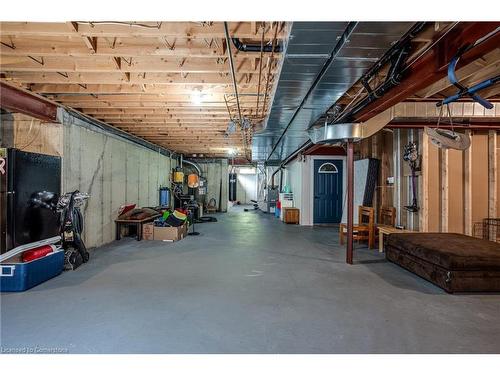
(440, 148, 449, 232)
(464, 131, 473, 235)
(420, 129, 429, 232)
(489, 130, 497, 219)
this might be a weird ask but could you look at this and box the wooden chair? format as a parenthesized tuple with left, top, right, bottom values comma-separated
(377, 206, 396, 228)
(375, 206, 396, 252)
(339, 206, 375, 249)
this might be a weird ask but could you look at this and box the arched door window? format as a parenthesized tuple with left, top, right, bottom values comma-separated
(318, 162, 338, 174)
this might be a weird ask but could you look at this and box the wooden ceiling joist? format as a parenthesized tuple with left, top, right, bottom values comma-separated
(0, 21, 286, 157)
(27, 84, 262, 94)
(0, 55, 276, 75)
(2, 71, 273, 85)
(0, 22, 285, 39)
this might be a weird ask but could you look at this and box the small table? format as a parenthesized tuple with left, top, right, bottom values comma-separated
(378, 225, 414, 253)
(115, 215, 160, 241)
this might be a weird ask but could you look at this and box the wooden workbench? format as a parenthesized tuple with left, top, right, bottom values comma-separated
(115, 214, 160, 241)
(378, 225, 414, 253)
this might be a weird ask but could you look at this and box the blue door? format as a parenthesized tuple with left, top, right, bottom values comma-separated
(313, 159, 343, 224)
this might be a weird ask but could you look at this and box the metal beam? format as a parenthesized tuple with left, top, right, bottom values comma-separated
(354, 22, 500, 122)
(386, 121, 500, 130)
(0, 81, 57, 121)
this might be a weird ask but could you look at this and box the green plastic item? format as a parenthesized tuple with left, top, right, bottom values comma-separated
(162, 211, 171, 220)
(283, 185, 291, 193)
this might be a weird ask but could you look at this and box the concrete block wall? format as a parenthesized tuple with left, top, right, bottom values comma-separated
(192, 159, 229, 212)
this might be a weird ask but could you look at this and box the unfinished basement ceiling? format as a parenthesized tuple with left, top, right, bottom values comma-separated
(0, 21, 287, 158)
(252, 22, 416, 162)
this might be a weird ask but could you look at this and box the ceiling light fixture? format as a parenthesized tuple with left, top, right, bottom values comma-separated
(191, 91, 204, 105)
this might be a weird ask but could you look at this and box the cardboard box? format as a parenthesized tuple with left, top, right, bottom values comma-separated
(283, 207, 300, 224)
(142, 223, 155, 241)
(153, 222, 188, 242)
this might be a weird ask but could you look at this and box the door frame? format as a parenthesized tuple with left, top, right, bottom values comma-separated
(309, 155, 346, 225)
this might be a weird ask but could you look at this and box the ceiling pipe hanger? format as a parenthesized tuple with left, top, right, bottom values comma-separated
(223, 21, 249, 161)
(437, 44, 499, 109)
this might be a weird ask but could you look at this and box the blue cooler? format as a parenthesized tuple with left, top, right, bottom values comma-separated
(1, 249, 64, 292)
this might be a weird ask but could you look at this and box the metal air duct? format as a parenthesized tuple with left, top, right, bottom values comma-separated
(308, 123, 362, 144)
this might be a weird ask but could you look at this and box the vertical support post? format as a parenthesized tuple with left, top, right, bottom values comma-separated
(393, 129, 401, 226)
(488, 130, 497, 219)
(440, 148, 449, 232)
(346, 140, 354, 265)
(464, 130, 473, 235)
(420, 129, 429, 232)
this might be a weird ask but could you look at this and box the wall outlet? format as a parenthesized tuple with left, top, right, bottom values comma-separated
(387, 176, 395, 184)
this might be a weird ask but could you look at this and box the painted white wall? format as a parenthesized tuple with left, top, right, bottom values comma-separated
(284, 155, 347, 226)
(306, 155, 347, 226)
(283, 158, 303, 222)
(236, 173, 257, 204)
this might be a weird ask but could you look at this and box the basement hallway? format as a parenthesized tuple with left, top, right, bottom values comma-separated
(1, 206, 500, 354)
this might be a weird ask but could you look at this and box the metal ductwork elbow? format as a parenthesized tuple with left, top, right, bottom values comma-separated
(183, 159, 202, 176)
(308, 123, 363, 144)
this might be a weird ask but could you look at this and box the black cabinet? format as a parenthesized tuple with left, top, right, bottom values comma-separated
(0, 148, 61, 254)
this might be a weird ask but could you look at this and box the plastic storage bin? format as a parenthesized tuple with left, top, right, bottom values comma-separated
(275, 207, 281, 218)
(1, 249, 64, 292)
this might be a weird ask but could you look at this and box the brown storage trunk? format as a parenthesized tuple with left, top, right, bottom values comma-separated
(283, 208, 299, 224)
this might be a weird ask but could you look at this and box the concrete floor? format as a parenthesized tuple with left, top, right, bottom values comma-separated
(1, 205, 500, 353)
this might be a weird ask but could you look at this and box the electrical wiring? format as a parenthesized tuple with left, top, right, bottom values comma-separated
(76, 21, 163, 29)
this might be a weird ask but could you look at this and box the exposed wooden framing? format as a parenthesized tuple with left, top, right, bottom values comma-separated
(0, 22, 286, 39)
(420, 130, 429, 232)
(1, 72, 269, 85)
(393, 129, 402, 227)
(47, 93, 266, 102)
(0, 42, 247, 58)
(0, 55, 278, 74)
(58, 101, 268, 109)
(464, 131, 473, 235)
(27, 83, 262, 94)
(69, 22, 97, 54)
(415, 49, 500, 98)
(355, 23, 500, 122)
(0, 21, 287, 156)
(489, 130, 498, 219)
(440, 148, 449, 232)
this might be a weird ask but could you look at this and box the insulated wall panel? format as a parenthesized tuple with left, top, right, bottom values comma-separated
(61, 110, 173, 248)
